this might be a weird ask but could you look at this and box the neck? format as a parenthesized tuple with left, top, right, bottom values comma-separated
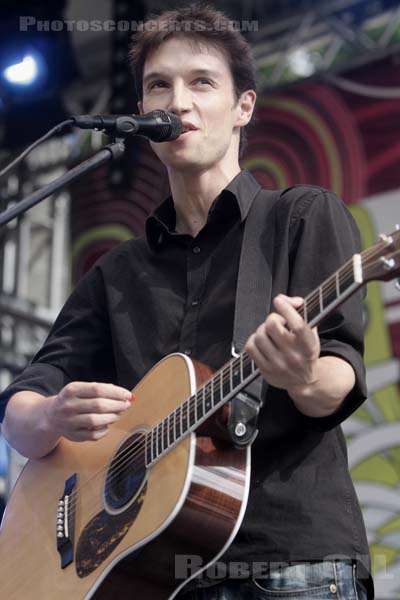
(168, 164, 241, 236)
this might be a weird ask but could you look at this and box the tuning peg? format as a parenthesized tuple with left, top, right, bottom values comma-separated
(396, 278, 400, 292)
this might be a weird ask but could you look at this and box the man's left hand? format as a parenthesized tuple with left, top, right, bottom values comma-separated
(244, 294, 320, 393)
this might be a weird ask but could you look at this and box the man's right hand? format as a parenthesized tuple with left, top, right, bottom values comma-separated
(2, 382, 133, 458)
(46, 382, 132, 442)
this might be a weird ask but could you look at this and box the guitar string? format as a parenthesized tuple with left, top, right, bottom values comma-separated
(64, 260, 362, 519)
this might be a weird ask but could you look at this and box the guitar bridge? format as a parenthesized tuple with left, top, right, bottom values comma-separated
(56, 473, 77, 569)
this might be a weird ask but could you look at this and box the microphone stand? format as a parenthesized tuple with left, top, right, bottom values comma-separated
(0, 139, 126, 227)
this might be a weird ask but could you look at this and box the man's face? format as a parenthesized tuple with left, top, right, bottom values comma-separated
(139, 37, 250, 172)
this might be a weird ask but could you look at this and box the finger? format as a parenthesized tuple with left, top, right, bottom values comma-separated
(273, 296, 310, 339)
(74, 397, 131, 415)
(247, 332, 285, 373)
(276, 294, 304, 307)
(246, 335, 282, 379)
(64, 382, 132, 402)
(67, 412, 122, 430)
(67, 427, 109, 442)
(264, 314, 292, 348)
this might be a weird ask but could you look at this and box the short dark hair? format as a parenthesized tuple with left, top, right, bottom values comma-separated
(129, 3, 257, 157)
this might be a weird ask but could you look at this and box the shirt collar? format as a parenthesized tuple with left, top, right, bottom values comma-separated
(146, 169, 261, 250)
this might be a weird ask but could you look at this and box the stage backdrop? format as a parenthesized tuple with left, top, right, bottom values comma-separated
(70, 56, 400, 599)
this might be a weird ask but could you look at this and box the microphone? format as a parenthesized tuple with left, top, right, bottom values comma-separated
(71, 110, 183, 142)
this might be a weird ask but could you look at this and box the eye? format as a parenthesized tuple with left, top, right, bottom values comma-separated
(148, 80, 168, 90)
(194, 78, 212, 86)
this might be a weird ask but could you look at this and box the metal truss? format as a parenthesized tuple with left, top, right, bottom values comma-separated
(247, 0, 400, 89)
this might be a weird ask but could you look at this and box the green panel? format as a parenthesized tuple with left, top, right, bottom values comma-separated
(72, 225, 134, 261)
(370, 544, 399, 574)
(242, 157, 288, 188)
(377, 515, 400, 536)
(374, 385, 400, 423)
(353, 405, 375, 424)
(259, 96, 342, 195)
(351, 455, 399, 486)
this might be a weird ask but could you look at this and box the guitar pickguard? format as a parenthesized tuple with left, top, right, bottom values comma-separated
(76, 482, 147, 577)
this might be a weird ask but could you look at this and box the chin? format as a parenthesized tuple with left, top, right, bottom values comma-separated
(159, 152, 206, 171)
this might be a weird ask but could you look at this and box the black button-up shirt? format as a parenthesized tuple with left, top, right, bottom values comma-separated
(0, 170, 371, 582)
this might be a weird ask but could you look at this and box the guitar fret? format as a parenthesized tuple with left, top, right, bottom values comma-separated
(303, 298, 308, 323)
(173, 407, 177, 441)
(242, 355, 253, 379)
(188, 396, 194, 429)
(222, 366, 231, 397)
(232, 360, 241, 390)
(151, 428, 156, 462)
(204, 382, 212, 413)
(158, 423, 163, 456)
(196, 389, 203, 421)
(163, 418, 168, 450)
(175, 406, 181, 440)
(145, 433, 151, 466)
(182, 400, 187, 434)
(180, 404, 184, 437)
(319, 286, 323, 312)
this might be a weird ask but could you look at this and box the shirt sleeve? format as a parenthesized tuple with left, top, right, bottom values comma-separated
(0, 263, 116, 422)
(284, 186, 367, 431)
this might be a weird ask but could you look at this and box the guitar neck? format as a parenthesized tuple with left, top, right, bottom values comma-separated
(144, 253, 364, 468)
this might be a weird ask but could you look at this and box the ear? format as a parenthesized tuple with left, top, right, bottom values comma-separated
(235, 89, 256, 127)
(137, 100, 144, 114)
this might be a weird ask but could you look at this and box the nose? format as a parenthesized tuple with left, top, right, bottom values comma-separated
(167, 80, 192, 115)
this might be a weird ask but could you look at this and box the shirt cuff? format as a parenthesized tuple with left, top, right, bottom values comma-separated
(299, 339, 367, 431)
(0, 362, 70, 422)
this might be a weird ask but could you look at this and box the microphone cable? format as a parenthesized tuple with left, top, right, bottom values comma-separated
(0, 119, 75, 181)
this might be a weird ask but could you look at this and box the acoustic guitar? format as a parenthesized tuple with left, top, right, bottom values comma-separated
(0, 229, 399, 599)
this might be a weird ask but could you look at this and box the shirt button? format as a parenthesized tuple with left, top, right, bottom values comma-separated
(192, 246, 201, 255)
(330, 584, 337, 594)
(184, 349, 192, 356)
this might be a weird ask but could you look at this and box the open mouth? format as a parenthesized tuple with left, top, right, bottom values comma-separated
(181, 122, 198, 133)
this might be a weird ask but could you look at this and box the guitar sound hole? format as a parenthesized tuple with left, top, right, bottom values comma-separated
(104, 431, 147, 512)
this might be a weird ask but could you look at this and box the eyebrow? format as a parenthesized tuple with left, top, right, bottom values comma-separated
(143, 68, 221, 87)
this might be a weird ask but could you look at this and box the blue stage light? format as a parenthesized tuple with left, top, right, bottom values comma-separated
(3, 54, 39, 86)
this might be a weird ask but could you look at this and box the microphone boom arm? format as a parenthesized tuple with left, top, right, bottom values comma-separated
(0, 141, 126, 227)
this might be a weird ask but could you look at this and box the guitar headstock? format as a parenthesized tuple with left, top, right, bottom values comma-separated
(362, 227, 400, 283)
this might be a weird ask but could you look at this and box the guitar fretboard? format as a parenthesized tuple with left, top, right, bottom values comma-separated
(145, 253, 363, 467)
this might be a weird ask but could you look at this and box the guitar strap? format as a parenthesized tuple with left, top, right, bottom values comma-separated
(227, 184, 282, 447)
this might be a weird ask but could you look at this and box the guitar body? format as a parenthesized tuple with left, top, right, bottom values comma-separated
(0, 354, 250, 599)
